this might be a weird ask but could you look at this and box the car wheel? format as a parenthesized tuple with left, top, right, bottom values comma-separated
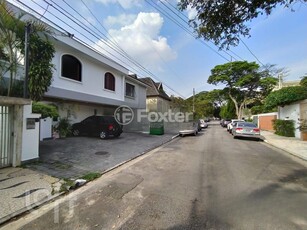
(114, 133, 121, 138)
(72, 129, 80, 136)
(99, 131, 108, 139)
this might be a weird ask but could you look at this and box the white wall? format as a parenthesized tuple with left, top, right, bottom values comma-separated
(40, 117, 53, 141)
(51, 43, 124, 101)
(55, 102, 116, 124)
(124, 79, 147, 109)
(22, 104, 40, 161)
(279, 104, 300, 138)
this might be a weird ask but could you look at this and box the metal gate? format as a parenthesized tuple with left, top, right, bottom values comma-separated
(0, 105, 12, 168)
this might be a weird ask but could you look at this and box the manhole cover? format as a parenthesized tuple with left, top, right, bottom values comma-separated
(95, 151, 109, 155)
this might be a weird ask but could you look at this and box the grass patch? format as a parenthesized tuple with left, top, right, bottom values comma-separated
(59, 178, 75, 193)
(81, 172, 101, 181)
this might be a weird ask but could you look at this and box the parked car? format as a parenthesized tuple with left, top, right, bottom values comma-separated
(198, 119, 208, 130)
(232, 122, 261, 140)
(179, 122, 199, 137)
(227, 119, 244, 133)
(71, 115, 122, 139)
(222, 119, 231, 128)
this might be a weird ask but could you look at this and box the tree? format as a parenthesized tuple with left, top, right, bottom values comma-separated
(300, 75, 307, 88)
(220, 100, 236, 119)
(170, 95, 188, 112)
(207, 61, 277, 119)
(177, 0, 305, 49)
(0, 0, 25, 96)
(265, 86, 307, 109)
(0, 0, 55, 100)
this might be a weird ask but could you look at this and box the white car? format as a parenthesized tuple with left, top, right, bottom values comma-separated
(227, 119, 244, 133)
(198, 119, 208, 129)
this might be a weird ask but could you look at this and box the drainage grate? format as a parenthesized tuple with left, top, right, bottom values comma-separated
(95, 151, 109, 155)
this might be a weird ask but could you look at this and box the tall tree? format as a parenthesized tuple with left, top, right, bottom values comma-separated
(177, 0, 305, 49)
(0, 0, 24, 96)
(207, 61, 277, 119)
(0, 0, 55, 100)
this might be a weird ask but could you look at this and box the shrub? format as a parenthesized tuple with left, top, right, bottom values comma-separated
(272, 119, 295, 137)
(32, 102, 59, 118)
(265, 86, 307, 109)
(55, 118, 71, 138)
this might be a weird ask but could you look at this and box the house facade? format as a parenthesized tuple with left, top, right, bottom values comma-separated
(0, 2, 147, 166)
(139, 77, 171, 113)
(42, 34, 147, 126)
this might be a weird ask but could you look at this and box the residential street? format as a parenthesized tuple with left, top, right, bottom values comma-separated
(3, 123, 307, 230)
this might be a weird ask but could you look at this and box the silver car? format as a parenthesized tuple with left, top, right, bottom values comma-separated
(232, 122, 261, 140)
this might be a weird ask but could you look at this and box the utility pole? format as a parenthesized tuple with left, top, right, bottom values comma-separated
(23, 23, 31, 98)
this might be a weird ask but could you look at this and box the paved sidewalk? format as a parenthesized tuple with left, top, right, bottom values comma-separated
(0, 132, 176, 226)
(0, 167, 61, 225)
(261, 130, 307, 161)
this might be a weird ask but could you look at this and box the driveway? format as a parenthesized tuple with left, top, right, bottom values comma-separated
(25, 132, 175, 179)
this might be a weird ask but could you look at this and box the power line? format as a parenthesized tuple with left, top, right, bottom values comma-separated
(239, 37, 265, 66)
(13, 0, 186, 98)
(158, 0, 246, 62)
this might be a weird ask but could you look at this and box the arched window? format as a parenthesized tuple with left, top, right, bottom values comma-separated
(61, 54, 82, 81)
(104, 72, 115, 91)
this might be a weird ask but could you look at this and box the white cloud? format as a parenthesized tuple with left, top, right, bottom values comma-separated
(94, 0, 143, 9)
(96, 12, 177, 73)
(104, 14, 136, 28)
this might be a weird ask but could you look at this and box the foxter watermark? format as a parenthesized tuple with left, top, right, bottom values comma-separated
(114, 105, 193, 125)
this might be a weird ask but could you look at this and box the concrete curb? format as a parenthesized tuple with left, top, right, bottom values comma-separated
(263, 139, 307, 161)
(98, 133, 180, 177)
(0, 133, 180, 227)
(0, 192, 64, 226)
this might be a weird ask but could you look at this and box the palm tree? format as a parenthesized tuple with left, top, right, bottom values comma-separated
(0, 0, 25, 96)
(0, 0, 55, 100)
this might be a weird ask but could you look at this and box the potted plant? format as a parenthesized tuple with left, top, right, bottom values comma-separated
(55, 118, 71, 138)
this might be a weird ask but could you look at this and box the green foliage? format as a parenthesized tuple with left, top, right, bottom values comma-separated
(0, 1, 55, 100)
(220, 100, 236, 119)
(170, 96, 188, 112)
(207, 61, 277, 119)
(32, 102, 58, 118)
(185, 91, 215, 118)
(19, 28, 55, 101)
(265, 86, 307, 109)
(177, 0, 304, 49)
(55, 118, 71, 138)
(81, 172, 101, 181)
(272, 119, 295, 137)
(0, 0, 25, 96)
(300, 76, 307, 88)
(250, 104, 277, 115)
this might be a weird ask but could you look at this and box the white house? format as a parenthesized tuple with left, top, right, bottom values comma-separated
(0, 2, 147, 167)
(42, 31, 147, 127)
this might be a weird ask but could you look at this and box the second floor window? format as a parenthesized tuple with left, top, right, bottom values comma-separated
(61, 54, 82, 82)
(104, 72, 115, 91)
(125, 83, 135, 98)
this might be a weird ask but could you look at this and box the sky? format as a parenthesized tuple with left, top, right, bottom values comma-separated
(7, 0, 307, 98)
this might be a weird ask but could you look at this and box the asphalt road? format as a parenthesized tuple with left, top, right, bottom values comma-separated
(3, 123, 307, 230)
